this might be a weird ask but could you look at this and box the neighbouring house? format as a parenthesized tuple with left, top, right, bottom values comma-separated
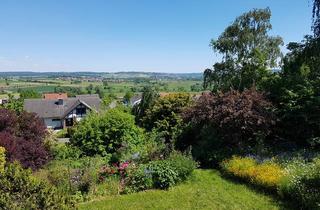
(129, 94, 142, 106)
(24, 94, 101, 129)
(43, 93, 68, 100)
(0, 98, 8, 105)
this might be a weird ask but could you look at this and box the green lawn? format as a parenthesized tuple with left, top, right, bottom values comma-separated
(79, 170, 288, 210)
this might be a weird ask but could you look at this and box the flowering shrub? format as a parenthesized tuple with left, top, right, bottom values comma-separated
(221, 156, 286, 190)
(99, 161, 130, 182)
(0, 147, 5, 173)
(221, 156, 256, 179)
(279, 158, 320, 210)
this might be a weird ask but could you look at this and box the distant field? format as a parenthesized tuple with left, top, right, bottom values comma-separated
(0, 78, 203, 97)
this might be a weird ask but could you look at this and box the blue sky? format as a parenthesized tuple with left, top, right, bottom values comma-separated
(0, 0, 313, 73)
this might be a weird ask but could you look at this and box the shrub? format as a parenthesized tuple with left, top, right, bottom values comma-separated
(0, 162, 74, 209)
(70, 108, 145, 160)
(0, 147, 5, 173)
(125, 153, 197, 192)
(34, 156, 108, 202)
(124, 164, 154, 193)
(167, 152, 197, 181)
(147, 160, 179, 189)
(50, 143, 83, 160)
(88, 176, 120, 198)
(221, 156, 286, 191)
(181, 89, 275, 164)
(0, 109, 49, 170)
(279, 158, 320, 209)
(141, 93, 191, 152)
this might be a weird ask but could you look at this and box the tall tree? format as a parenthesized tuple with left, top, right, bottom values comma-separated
(132, 86, 159, 125)
(313, 0, 320, 37)
(204, 8, 283, 91)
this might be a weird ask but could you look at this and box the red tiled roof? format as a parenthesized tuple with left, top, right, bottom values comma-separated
(43, 93, 68, 100)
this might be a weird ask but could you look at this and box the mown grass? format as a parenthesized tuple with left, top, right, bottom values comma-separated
(79, 169, 288, 210)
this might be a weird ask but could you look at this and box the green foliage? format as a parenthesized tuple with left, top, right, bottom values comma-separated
(167, 152, 197, 181)
(55, 129, 68, 138)
(0, 147, 5, 173)
(86, 84, 94, 94)
(132, 86, 159, 125)
(102, 94, 117, 108)
(125, 153, 196, 192)
(190, 83, 203, 92)
(265, 36, 320, 147)
(204, 8, 283, 91)
(0, 162, 74, 209)
(123, 91, 134, 104)
(80, 170, 284, 210)
(35, 156, 108, 202)
(18, 89, 41, 99)
(94, 86, 105, 98)
(70, 108, 145, 160)
(147, 160, 179, 189)
(279, 158, 320, 210)
(124, 164, 154, 193)
(88, 176, 120, 198)
(50, 143, 83, 160)
(54, 85, 85, 97)
(0, 94, 23, 113)
(142, 93, 191, 152)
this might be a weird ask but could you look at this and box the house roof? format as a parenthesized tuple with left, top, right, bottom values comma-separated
(24, 95, 101, 119)
(43, 93, 68, 100)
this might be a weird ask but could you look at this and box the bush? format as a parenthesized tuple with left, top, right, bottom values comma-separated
(221, 156, 286, 191)
(50, 143, 83, 160)
(124, 164, 154, 193)
(147, 160, 179, 189)
(88, 176, 120, 198)
(181, 89, 275, 164)
(279, 158, 320, 209)
(70, 109, 145, 160)
(34, 156, 108, 202)
(167, 152, 197, 181)
(0, 162, 74, 209)
(141, 93, 191, 151)
(125, 153, 197, 192)
(0, 109, 49, 170)
(0, 147, 5, 173)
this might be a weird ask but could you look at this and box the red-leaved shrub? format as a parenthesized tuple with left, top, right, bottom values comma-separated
(0, 108, 49, 170)
(183, 88, 275, 149)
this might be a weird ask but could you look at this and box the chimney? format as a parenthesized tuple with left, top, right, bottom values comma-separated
(58, 99, 64, 105)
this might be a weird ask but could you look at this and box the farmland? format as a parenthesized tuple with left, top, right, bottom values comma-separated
(0, 72, 203, 98)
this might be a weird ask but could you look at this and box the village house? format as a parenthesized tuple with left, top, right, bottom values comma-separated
(24, 93, 101, 129)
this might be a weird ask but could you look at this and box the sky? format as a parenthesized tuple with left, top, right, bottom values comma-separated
(0, 0, 313, 73)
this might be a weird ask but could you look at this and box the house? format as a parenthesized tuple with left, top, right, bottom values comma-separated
(24, 94, 101, 129)
(43, 93, 68, 100)
(129, 94, 142, 106)
(0, 98, 8, 105)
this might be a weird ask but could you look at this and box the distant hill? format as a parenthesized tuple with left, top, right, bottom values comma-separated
(0, 71, 202, 80)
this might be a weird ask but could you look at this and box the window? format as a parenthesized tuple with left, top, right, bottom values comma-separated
(76, 107, 86, 116)
(65, 118, 73, 127)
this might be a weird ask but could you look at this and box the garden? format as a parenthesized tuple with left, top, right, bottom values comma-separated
(1, 2, 320, 210)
